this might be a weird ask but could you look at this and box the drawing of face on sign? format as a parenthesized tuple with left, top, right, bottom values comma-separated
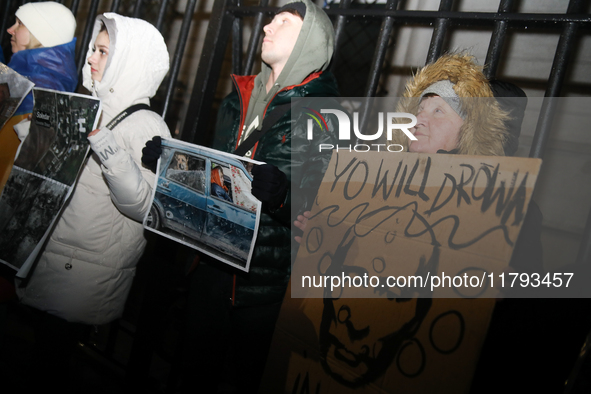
(314, 215, 440, 388)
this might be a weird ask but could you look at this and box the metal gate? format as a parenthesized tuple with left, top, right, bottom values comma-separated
(1, 0, 590, 389)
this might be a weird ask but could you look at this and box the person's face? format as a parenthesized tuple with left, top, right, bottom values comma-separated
(408, 96, 464, 153)
(7, 18, 31, 53)
(261, 12, 303, 70)
(87, 30, 110, 82)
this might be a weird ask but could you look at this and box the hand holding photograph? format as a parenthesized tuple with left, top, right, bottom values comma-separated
(144, 137, 263, 272)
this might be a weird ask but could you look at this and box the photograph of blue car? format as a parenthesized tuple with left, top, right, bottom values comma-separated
(143, 138, 262, 272)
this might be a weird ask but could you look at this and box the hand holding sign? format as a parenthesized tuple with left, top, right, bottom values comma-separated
(88, 127, 124, 168)
(251, 164, 288, 210)
(294, 210, 311, 244)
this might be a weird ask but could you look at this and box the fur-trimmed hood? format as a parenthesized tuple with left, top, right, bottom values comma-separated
(395, 53, 509, 156)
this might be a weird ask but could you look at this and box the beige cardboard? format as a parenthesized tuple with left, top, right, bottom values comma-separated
(261, 151, 541, 393)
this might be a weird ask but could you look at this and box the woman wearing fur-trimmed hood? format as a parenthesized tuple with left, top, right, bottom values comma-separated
(394, 52, 509, 156)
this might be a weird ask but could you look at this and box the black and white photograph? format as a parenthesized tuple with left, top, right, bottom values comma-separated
(144, 137, 263, 271)
(0, 88, 101, 270)
(0, 167, 68, 269)
(13, 88, 101, 185)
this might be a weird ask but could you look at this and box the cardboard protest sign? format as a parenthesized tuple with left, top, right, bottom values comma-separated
(261, 151, 541, 394)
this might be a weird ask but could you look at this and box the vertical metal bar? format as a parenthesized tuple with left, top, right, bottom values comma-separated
(529, 0, 584, 159)
(576, 207, 591, 267)
(133, 0, 143, 18)
(426, 0, 454, 64)
(242, 0, 269, 76)
(519, 0, 591, 270)
(564, 2, 591, 271)
(70, 0, 81, 16)
(0, 0, 13, 50)
(76, 0, 101, 75)
(362, 0, 400, 99)
(155, 0, 169, 32)
(483, 0, 513, 79)
(232, 0, 243, 75)
(357, 0, 400, 138)
(180, 0, 234, 144)
(162, 0, 197, 119)
(110, 0, 122, 13)
(330, 0, 352, 73)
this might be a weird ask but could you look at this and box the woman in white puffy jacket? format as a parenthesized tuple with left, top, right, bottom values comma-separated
(17, 13, 171, 325)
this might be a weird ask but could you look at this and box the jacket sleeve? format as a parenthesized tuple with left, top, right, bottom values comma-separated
(266, 100, 343, 227)
(97, 111, 171, 222)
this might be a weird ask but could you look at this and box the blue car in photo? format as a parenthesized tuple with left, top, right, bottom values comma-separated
(145, 140, 258, 269)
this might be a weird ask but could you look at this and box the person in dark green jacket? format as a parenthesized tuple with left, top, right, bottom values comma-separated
(180, 1, 341, 393)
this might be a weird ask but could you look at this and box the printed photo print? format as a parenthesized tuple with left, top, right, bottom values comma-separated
(144, 138, 263, 272)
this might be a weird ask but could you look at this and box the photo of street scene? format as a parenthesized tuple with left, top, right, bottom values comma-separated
(0, 88, 101, 271)
(14, 88, 101, 185)
(144, 138, 263, 272)
(0, 168, 68, 270)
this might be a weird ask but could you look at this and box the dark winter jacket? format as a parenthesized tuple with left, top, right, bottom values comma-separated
(211, 183, 232, 202)
(212, 71, 340, 306)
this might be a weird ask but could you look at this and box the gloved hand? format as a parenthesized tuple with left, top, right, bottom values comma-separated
(142, 136, 162, 173)
(251, 164, 289, 211)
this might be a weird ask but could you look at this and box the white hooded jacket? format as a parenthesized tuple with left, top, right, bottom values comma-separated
(17, 13, 171, 325)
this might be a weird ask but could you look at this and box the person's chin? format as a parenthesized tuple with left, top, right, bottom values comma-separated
(409, 141, 433, 154)
(408, 143, 421, 153)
